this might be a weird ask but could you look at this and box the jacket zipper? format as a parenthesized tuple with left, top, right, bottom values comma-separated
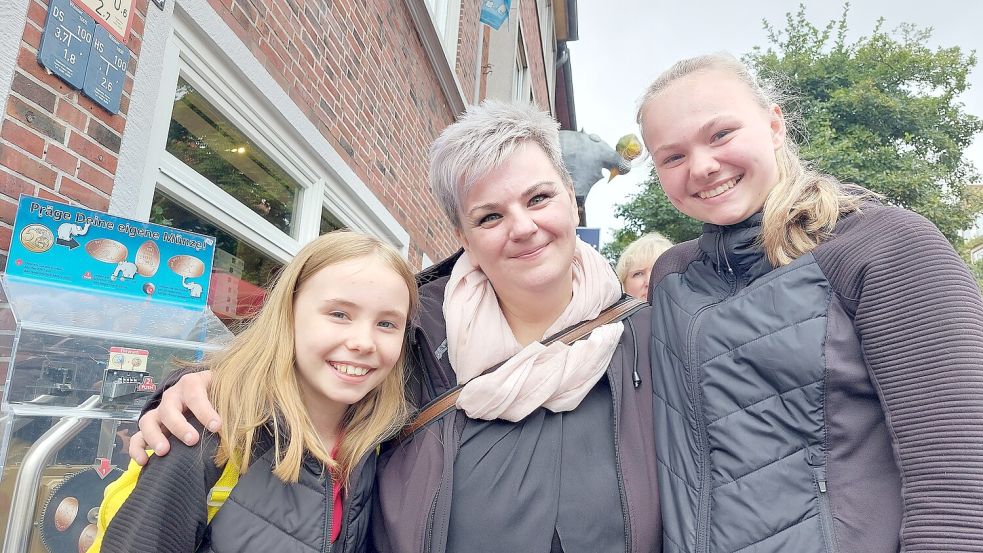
(323, 466, 333, 553)
(811, 467, 838, 553)
(693, 256, 743, 553)
(423, 482, 440, 553)
(609, 359, 633, 553)
(688, 306, 713, 553)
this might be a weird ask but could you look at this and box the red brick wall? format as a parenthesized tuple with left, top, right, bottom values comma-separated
(455, 1, 480, 103)
(518, 0, 550, 112)
(0, 0, 148, 266)
(1, 0, 464, 269)
(206, 0, 460, 262)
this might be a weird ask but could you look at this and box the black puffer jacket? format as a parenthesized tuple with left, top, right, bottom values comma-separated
(648, 206, 983, 553)
(101, 420, 375, 553)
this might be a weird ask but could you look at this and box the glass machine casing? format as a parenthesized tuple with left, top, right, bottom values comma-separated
(0, 275, 232, 553)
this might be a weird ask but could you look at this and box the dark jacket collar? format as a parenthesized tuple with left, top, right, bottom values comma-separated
(697, 213, 773, 281)
(416, 248, 463, 287)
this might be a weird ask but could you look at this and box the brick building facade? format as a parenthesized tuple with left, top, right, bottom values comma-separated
(0, 0, 578, 319)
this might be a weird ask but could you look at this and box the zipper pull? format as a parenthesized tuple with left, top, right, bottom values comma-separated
(818, 480, 827, 493)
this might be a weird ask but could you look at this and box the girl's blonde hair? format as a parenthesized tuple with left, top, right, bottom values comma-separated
(615, 232, 674, 284)
(637, 53, 878, 266)
(206, 230, 417, 484)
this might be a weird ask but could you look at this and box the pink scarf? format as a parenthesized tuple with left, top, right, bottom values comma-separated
(444, 239, 624, 422)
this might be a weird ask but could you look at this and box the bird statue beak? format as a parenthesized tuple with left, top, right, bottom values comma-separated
(608, 168, 620, 182)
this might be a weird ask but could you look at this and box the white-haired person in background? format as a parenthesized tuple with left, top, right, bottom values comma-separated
(615, 232, 674, 300)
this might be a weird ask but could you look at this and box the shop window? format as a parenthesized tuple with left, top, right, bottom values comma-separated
(167, 78, 301, 237)
(135, 10, 409, 330)
(320, 208, 345, 235)
(149, 191, 282, 323)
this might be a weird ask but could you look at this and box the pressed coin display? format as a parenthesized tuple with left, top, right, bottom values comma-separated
(167, 254, 205, 278)
(39, 468, 123, 553)
(134, 240, 160, 277)
(84, 238, 128, 264)
(53, 496, 79, 532)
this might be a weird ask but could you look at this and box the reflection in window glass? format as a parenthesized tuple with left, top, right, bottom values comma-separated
(320, 209, 345, 236)
(150, 191, 283, 324)
(167, 77, 300, 236)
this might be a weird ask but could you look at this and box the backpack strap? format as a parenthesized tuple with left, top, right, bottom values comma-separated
(206, 459, 240, 522)
(397, 296, 646, 442)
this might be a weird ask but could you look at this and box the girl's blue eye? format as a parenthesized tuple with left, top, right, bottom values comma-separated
(329, 311, 349, 320)
(378, 320, 399, 330)
(663, 154, 683, 165)
(529, 193, 550, 206)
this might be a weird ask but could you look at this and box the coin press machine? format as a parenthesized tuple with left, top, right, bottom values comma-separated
(0, 197, 232, 553)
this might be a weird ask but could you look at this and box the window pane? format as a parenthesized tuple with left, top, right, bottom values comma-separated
(150, 191, 283, 324)
(319, 208, 345, 235)
(167, 77, 301, 236)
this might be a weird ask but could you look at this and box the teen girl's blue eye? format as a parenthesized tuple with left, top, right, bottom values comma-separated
(329, 311, 350, 320)
(662, 153, 683, 166)
(378, 320, 400, 330)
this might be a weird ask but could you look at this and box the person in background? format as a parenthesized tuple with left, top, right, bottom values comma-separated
(89, 231, 417, 553)
(615, 232, 674, 300)
(638, 52, 983, 553)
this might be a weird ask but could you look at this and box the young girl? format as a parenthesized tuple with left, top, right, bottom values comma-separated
(639, 54, 983, 553)
(615, 232, 673, 300)
(90, 230, 418, 553)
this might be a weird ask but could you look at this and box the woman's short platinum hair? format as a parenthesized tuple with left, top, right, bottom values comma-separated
(429, 100, 574, 230)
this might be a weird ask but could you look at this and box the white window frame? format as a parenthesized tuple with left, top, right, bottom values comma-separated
(513, 25, 532, 102)
(135, 3, 408, 268)
(424, 0, 462, 65)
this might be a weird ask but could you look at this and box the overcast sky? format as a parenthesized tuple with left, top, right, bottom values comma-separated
(567, 0, 983, 246)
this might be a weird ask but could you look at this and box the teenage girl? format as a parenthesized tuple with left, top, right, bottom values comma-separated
(639, 53, 983, 553)
(89, 230, 418, 553)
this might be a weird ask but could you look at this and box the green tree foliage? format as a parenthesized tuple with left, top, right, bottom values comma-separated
(602, 181, 702, 262)
(612, 4, 983, 260)
(959, 234, 983, 290)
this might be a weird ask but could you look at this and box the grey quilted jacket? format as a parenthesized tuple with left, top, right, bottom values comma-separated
(649, 206, 983, 553)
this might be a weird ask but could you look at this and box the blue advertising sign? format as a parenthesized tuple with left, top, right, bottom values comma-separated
(5, 196, 216, 310)
(38, 0, 95, 90)
(480, 0, 511, 30)
(576, 227, 601, 251)
(82, 25, 129, 114)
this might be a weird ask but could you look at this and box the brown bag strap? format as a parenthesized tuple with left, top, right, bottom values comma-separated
(397, 296, 646, 442)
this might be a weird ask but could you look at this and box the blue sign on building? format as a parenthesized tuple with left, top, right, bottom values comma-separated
(83, 25, 130, 114)
(576, 227, 601, 251)
(480, 0, 511, 30)
(6, 196, 217, 310)
(37, 0, 95, 90)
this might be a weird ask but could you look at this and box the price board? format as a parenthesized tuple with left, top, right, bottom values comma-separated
(82, 25, 129, 114)
(38, 0, 95, 89)
(72, 0, 135, 43)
